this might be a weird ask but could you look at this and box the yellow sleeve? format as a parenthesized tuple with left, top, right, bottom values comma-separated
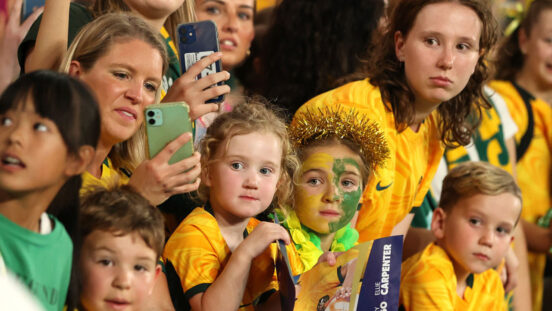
(400, 245, 456, 311)
(163, 213, 224, 300)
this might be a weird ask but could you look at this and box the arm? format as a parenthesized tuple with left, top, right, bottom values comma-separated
(521, 219, 552, 254)
(391, 212, 414, 239)
(25, 0, 69, 71)
(0, 0, 42, 91)
(188, 222, 290, 311)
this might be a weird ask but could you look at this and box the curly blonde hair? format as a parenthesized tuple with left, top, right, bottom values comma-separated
(198, 97, 299, 210)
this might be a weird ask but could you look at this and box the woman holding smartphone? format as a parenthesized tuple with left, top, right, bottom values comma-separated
(19, 0, 229, 120)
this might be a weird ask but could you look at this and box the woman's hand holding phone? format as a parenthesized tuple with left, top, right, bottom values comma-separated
(129, 132, 201, 205)
(162, 52, 231, 120)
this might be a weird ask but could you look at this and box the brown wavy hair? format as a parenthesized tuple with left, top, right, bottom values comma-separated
(367, 0, 498, 147)
(198, 97, 299, 210)
(494, 0, 552, 81)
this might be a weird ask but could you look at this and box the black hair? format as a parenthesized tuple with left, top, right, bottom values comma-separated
(0, 70, 101, 309)
(248, 0, 385, 118)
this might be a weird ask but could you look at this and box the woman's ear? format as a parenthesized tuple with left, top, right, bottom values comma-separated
(394, 30, 406, 62)
(431, 207, 447, 239)
(68, 60, 83, 77)
(65, 145, 95, 176)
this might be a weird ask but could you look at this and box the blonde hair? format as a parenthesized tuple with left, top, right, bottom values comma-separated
(198, 97, 299, 210)
(440, 161, 522, 212)
(60, 13, 168, 172)
(91, 0, 196, 43)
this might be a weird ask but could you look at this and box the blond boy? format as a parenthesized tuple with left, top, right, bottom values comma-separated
(399, 162, 522, 310)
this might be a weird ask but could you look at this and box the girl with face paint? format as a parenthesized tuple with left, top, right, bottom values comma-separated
(279, 107, 389, 271)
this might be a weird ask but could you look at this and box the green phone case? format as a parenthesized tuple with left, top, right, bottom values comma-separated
(145, 102, 193, 165)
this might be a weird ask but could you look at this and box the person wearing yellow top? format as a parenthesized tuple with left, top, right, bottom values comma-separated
(294, 0, 498, 242)
(400, 162, 522, 311)
(164, 204, 303, 310)
(282, 106, 389, 271)
(164, 101, 302, 311)
(491, 1, 552, 310)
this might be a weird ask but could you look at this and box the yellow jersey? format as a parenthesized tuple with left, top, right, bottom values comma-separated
(488, 80, 552, 311)
(295, 79, 444, 242)
(400, 243, 506, 311)
(163, 206, 303, 310)
(80, 158, 129, 195)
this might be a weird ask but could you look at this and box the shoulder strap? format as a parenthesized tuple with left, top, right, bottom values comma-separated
(512, 82, 535, 161)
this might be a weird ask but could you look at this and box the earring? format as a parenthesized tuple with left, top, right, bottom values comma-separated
(246, 49, 251, 56)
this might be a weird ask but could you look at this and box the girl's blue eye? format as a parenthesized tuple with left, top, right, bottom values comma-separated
(0, 117, 12, 126)
(307, 178, 322, 186)
(259, 167, 272, 175)
(456, 43, 471, 51)
(341, 179, 355, 188)
(231, 162, 243, 170)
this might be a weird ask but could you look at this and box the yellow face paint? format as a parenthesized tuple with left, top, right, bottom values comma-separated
(295, 146, 363, 234)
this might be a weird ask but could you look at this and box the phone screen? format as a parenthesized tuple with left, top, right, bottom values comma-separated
(21, 0, 44, 21)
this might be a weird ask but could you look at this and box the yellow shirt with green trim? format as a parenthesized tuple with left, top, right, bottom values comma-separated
(488, 80, 552, 311)
(295, 79, 444, 242)
(80, 158, 129, 195)
(163, 206, 303, 310)
(400, 243, 506, 311)
(160, 26, 181, 100)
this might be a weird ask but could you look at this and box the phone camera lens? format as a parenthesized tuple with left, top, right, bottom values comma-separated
(148, 118, 155, 125)
(147, 111, 155, 117)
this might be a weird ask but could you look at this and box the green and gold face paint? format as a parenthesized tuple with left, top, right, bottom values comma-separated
(295, 144, 364, 234)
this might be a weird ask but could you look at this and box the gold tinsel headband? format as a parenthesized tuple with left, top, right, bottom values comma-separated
(289, 106, 390, 172)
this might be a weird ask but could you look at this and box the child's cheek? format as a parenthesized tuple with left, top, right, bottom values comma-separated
(328, 186, 361, 232)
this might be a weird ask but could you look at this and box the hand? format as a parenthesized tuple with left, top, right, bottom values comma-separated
(162, 52, 231, 120)
(236, 222, 290, 261)
(128, 133, 200, 205)
(502, 246, 519, 293)
(317, 252, 344, 267)
(0, 0, 42, 91)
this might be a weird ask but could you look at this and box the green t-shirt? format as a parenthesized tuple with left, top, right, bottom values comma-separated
(0, 214, 73, 311)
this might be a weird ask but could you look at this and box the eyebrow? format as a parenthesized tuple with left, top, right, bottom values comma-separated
(202, 0, 254, 10)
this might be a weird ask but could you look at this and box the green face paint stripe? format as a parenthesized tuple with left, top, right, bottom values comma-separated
(328, 158, 362, 232)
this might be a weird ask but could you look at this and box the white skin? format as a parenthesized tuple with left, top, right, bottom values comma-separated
(189, 132, 291, 311)
(195, 0, 255, 70)
(26, 0, 230, 121)
(80, 230, 161, 311)
(69, 39, 201, 205)
(431, 193, 520, 297)
(516, 9, 552, 103)
(0, 0, 42, 93)
(0, 100, 92, 231)
(390, 0, 483, 255)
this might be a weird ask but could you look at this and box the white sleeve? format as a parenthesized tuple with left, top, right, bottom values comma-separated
(484, 85, 518, 140)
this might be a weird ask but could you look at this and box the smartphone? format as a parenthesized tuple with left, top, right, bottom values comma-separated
(21, 0, 44, 21)
(145, 102, 194, 165)
(177, 20, 224, 103)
